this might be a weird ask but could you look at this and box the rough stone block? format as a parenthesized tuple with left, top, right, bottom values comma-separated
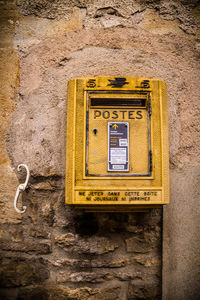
(55, 233, 118, 254)
(16, 284, 122, 300)
(0, 258, 49, 287)
(0, 239, 51, 254)
(57, 271, 112, 283)
(128, 280, 161, 300)
(50, 256, 127, 268)
(125, 236, 152, 253)
(48, 285, 121, 300)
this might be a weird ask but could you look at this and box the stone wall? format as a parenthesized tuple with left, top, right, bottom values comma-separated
(0, 1, 199, 299)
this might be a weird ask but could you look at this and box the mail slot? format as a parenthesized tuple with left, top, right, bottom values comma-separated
(66, 77, 169, 211)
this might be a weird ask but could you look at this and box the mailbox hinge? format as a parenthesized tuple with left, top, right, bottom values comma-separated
(148, 94, 152, 175)
(85, 110, 89, 176)
(149, 150, 152, 173)
(148, 94, 152, 118)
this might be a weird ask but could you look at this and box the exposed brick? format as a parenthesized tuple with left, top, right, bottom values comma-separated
(0, 240, 51, 254)
(55, 234, 119, 254)
(127, 280, 161, 300)
(0, 258, 49, 287)
(57, 271, 113, 283)
(125, 236, 152, 253)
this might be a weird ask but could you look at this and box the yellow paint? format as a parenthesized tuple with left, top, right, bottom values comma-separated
(88, 108, 148, 176)
(66, 77, 169, 211)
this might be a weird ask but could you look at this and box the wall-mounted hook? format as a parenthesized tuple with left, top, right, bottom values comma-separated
(14, 164, 30, 214)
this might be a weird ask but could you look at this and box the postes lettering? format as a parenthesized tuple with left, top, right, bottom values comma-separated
(94, 110, 143, 119)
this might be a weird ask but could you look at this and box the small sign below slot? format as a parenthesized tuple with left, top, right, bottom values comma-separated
(108, 122, 129, 172)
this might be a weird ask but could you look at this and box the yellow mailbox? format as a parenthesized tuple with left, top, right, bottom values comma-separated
(66, 76, 169, 211)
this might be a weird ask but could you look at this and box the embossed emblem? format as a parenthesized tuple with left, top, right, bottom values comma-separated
(108, 77, 128, 88)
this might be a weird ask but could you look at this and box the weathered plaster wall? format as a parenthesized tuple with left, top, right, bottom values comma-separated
(0, 1, 199, 299)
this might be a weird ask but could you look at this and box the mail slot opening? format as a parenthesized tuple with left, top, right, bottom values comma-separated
(90, 98, 146, 107)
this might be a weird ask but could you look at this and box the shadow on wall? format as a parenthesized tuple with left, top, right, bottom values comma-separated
(74, 210, 160, 236)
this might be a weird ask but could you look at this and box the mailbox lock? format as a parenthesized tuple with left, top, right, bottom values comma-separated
(93, 129, 98, 135)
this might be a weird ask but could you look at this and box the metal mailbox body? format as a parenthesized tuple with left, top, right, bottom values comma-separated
(66, 76, 169, 211)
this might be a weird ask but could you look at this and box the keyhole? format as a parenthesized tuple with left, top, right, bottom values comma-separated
(93, 129, 98, 135)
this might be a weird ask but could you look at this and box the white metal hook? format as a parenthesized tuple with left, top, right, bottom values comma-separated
(14, 164, 30, 214)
